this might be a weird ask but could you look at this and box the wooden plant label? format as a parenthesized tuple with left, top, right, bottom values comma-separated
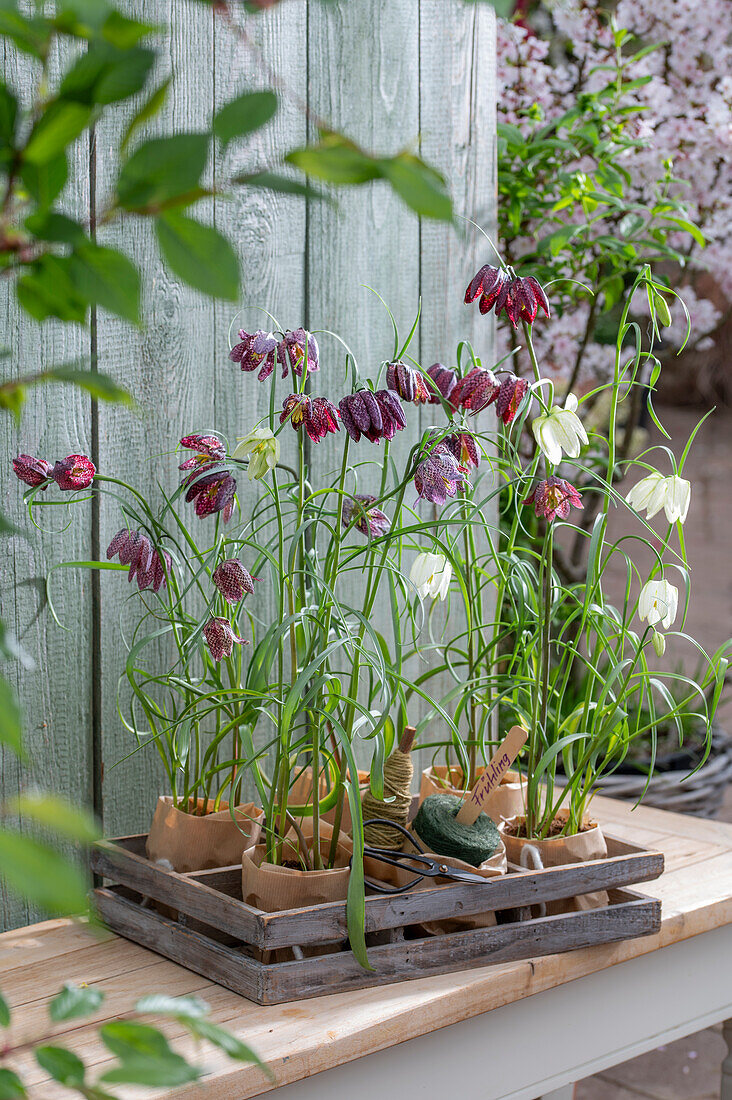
(455, 725, 528, 825)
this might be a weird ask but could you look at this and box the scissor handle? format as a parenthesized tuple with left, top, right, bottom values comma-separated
(362, 818, 426, 853)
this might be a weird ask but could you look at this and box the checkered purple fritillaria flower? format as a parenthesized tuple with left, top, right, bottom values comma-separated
(341, 494, 390, 538)
(179, 434, 236, 522)
(338, 390, 407, 444)
(465, 265, 550, 329)
(525, 476, 583, 522)
(278, 328, 319, 379)
(12, 454, 53, 489)
(51, 454, 96, 491)
(443, 431, 480, 470)
(386, 362, 430, 405)
(107, 528, 171, 593)
(451, 367, 500, 414)
(414, 444, 467, 506)
(495, 375, 529, 425)
(425, 363, 458, 406)
(280, 394, 340, 443)
(203, 616, 248, 662)
(229, 330, 279, 381)
(212, 558, 255, 604)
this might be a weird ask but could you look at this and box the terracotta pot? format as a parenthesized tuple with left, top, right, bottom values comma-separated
(146, 796, 264, 873)
(241, 820, 352, 913)
(420, 764, 526, 823)
(502, 811, 608, 914)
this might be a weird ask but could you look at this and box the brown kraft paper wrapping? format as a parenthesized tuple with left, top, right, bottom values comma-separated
(241, 819, 353, 913)
(502, 811, 608, 914)
(288, 766, 370, 834)
(420, 763, 527, 823)
(146, 796, 264, 873)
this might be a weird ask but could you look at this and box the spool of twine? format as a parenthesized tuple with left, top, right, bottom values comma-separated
(412, 793, 500, 867)
(362, 726, 415, 849)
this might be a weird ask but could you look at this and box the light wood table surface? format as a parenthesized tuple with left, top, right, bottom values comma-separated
(3, 795, 732, 1099)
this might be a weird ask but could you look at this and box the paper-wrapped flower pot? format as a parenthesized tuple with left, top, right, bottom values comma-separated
(288, 766, 370, 835)
(146, 796, 264, 873)
(420, 763, 526, 823)
(241, 820, 353, 913)
(502, 811, 608, 914)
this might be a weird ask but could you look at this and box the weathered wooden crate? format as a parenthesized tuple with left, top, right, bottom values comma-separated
(91, 833, 663, 1004)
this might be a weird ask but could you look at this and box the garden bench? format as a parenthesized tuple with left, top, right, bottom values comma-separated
(4, 794, 732, 1099)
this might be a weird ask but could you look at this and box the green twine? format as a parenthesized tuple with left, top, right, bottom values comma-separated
(413, 793, 500, 867)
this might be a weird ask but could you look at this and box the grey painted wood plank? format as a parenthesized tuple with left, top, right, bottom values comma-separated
(0, 38, 94, 930)
(94, 0, 219, 837)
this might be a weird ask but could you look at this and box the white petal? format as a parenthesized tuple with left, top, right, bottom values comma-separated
(564, 393, 579, 413)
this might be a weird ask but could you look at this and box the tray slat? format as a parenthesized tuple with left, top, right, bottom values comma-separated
(94, 885, 661, 1006)
(92, 833, 664, 950)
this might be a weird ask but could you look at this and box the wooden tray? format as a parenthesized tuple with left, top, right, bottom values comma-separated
(91, 833, 663, 1004)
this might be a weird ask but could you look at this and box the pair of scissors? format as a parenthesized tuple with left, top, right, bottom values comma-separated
(359, 819, 489, 894)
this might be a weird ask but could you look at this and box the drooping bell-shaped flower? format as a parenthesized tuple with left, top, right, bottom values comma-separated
(425, 363, 458, 405)
(233, 427, 280, 481)
(52, 454, 96, 491)
(106, 529, 171, 593)
(185, 468, 237, 522)
(414, 445, 467, 505)
(443, 431, 480, 470)
(532, 393, 588, 465)
(12, 454, 53, 488)
(280, 394, 340, 442)
(524, 476, 583, 522)
(409, 551, 452, 601)
(386, 362, 430, 405)
(451, 367, 500, 414)
(626, 471, 691, 525)
(338, 390, 406, 443)
(178, 433, 226, 470)
(464, 265, 509, 315)
(495, 374, 529, 425)
(465, 265, 550, 329)
(341, 494, 390, 538)
(638, 579, 679, 630)
(203, 616, 248, 662)
(278, 328, 319, 379)
(212, 558, 255, 604)
(229, 330, 279, 381)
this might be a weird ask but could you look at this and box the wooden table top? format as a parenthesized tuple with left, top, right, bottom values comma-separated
(4, 796, 732, 1099)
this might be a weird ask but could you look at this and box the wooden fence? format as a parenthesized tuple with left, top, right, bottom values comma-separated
(1, 0, 496, 930)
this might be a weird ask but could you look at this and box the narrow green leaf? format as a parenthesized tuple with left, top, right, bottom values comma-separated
(42, 366, 133, 405)
(155, 212, 239, 300)
(120, 78, 170, 155)
(0, 80, 18, 150)
(379, 153, 452, 221)
(8, 793, 99, 844)
(134, 994, 209, 1020)
(24, 211, 87, 245)
(49, 983, 104, 1023)
(34, 1046, 85, 1087)
(19, 154, 68, 210)
(70, 242, 141, 324)
(286, 133, 381, 184)
(0, 1068, 26, 1098)
(213, 90, 277, 149)
(116, 133, 210, 210)
(187, 1019, 270, 1075)
(16, 256, 88, 324)
(0, 830, 90, 917)
(24, 100, 92, 164)
(234, 170, 324, 200)
(663, 215, 706, 248)
(0, 674, 22, 756)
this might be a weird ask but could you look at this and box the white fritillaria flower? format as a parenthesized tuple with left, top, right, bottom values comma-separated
(638, 579, 679, 630)
(626, 471, 691, 524)
(531, 393, 588, 465)
(233, 428, 280, 481)
(409, 552, 452, 601)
